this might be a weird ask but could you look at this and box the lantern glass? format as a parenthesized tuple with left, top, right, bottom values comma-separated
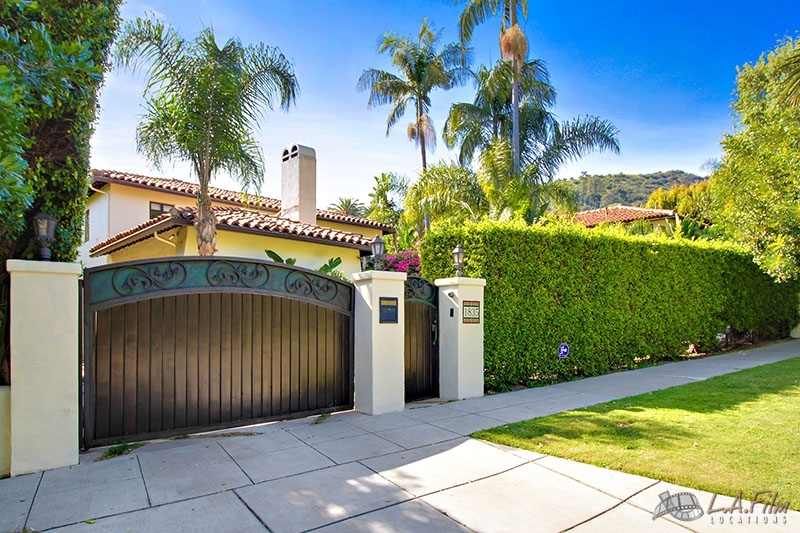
(32, 212, 58, 261)
(371, 235, 385, 271)
(452, 245, 465, 277)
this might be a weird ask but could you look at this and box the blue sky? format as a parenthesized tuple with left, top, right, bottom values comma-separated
(90, 0, 800, 208)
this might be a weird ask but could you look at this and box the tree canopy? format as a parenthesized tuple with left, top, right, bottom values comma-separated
(115, 16, 299, 255)
(711, 38, 800, 281)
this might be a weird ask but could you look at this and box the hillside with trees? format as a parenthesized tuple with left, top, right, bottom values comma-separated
(563, 170, 705, 209)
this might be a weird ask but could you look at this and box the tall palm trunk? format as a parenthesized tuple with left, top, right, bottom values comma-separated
(418, 103, 428, 170)
(510, 7, 521, 175)
(512, 62, 521, 174)
(196, 180, 217, 256)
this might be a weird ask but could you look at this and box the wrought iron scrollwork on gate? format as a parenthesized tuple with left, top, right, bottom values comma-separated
(404, 276, 437, 308)
(207, 261, 269, 288)
(285, 270, 338, 302)
(111, 261, 188, 296)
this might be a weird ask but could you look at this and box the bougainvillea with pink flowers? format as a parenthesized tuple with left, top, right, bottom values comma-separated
(380, 249, 421, 275)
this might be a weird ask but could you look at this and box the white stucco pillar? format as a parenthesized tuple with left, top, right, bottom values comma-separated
(436, 277, 486, 400)
(352, 270, 407, 415)
(7, 260, 82, 475)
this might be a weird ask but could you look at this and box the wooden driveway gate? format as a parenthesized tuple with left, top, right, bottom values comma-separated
(82, 257, 354, 448)
(404, 276, 439, 401)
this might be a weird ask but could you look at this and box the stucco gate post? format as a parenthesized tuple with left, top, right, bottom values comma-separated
(435, 277, 486, 400)
(6, 260, 82, 476)
(352, 270, 407, 415)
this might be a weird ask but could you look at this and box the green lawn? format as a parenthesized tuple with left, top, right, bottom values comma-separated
(474, 357, 800, 510)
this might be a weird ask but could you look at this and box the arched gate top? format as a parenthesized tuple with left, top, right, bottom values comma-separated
(84, 256, 353, 315)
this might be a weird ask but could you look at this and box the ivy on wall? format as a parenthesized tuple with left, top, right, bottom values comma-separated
(0, 0, 122, 383)
(422, 221, 799, 391)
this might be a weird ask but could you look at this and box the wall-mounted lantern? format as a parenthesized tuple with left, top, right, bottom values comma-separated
(371, 235, 385, 271)
(452, 244, 465, 277)
(32, 212, 58, 261)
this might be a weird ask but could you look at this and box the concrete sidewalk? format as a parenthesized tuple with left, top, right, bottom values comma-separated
(2, 340, 799, 532)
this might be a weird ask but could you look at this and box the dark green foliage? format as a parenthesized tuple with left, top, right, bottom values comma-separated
(565, 170, 704, 209)
(0, 0, 121, 384)
(422, 221, 798, 391)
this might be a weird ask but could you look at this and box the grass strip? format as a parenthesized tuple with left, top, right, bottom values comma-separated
(474, 357, 800, 510)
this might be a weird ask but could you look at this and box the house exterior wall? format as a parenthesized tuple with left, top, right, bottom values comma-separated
(107, 227, 364, 277)
(79, 189, 110, 268)
(105, 226, 188, 264)
(83, 181, 379, 270)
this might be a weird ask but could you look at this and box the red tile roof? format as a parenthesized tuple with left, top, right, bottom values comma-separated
(91, 169, 393, 232)
(89, 206, 374, 257)
(574, 205, 678, 228)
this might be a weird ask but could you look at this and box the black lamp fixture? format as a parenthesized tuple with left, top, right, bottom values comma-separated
(452, 244, 465, 277)
(371, 235, 385, 271)
(32, 212, 58, 261)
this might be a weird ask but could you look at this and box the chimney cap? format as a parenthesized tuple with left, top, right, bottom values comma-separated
(282, 143, 316, 162)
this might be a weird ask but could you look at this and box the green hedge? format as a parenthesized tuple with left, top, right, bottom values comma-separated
(421, 221, 799, 391)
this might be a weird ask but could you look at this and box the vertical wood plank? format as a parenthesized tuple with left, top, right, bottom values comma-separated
(271, 297, 282, 416)
(198, 293, 212, 426)
(307, 305, 318, 410)
(161, 296, 176, 430)
(219, 293, 232, 423)
(94, 309, 112, 440)
(230, 293, 243, 422)
(280, 298, 292, 414)
(298, 302, 309, 412)
(209, 293, 223, 424)
(135, 301, 150, 434)
(325, 308, 335, 407)
(174, 294, 188, 429)
(186, 293, 201, 427)
(149, 298, 163, 433)
(241, 293, 253, 420)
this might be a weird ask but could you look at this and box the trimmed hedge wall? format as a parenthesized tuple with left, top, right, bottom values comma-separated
(421, 221, 799, 391)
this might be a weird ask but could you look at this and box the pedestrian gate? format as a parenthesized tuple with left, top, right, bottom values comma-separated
(403, 276, 438, 400)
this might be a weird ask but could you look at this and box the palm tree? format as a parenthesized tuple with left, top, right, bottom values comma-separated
(357, 18, 471, 169)
(115, 16, 299, 255)
(459, 0, 529, 174)
(366, 172, 408, 226)
(403, 161, 487, 232)
(327, 197, 367, 217)
(443, 58, 553, 166)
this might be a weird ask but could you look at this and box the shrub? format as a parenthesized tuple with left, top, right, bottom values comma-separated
(421, 220, 799, 391)
(381, 249, 421, 276)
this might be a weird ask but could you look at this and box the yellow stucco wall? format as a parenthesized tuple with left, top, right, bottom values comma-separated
(108, 226, 365, 277)
(0, 386, 9, 477)
(106, 227, 188, 264)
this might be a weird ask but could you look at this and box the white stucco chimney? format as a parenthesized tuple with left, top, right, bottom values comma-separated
(281, 144, 317, 225)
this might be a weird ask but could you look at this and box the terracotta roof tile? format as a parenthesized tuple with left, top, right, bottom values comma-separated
(574, 205, 678, 228)
(88, 213, 181, 256)
(90, 206, 374, 257)
(91, 169, 392, 231)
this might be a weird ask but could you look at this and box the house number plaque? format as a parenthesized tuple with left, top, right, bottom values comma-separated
(462, 300, 481, 324)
